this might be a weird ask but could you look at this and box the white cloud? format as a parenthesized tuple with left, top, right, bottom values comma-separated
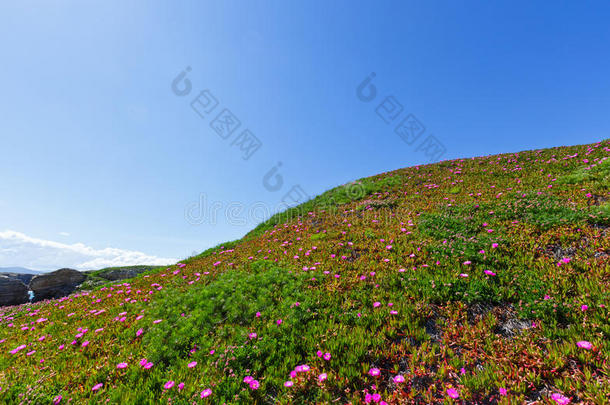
(58, 232, 70, 237)
(0, 230, 177, 271)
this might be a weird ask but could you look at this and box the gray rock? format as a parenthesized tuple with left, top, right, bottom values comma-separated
(29, 268, 87, 302)
(0, 276, 29, 306)
(97, 267, 152, 281)
(0, 272, 35, 285)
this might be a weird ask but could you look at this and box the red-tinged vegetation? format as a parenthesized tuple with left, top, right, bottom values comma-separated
(0, 140, 609, 404)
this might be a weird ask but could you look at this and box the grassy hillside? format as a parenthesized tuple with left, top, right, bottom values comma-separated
(1, 141, 609, 404)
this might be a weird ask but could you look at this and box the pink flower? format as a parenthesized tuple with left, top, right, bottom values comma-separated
(373, 302, 381, 308)
(446, 388, 459, 399)
(92, 383, 103, 392)
(576, 340, 592, 350)
(136, 328, 144, 337)
(178, 382, 185, 391)
(249, 380, 260, 390)
(551, 393, 571, 404)
(81, 341, 89, 347)
(117, 362, 128, 369)
(463, 260, 471, 265)
(318, 373, 327, 381)
(255, 312, 261, 318)
(53, 395, 62, 404)
(153, 319, 163, 324)
(581, 305, 588, 311)
(188, 361, 197, 368)
(295, 364, 310, 372)
(323, 352, 331, 361)
(390, 310, 398, 315)
(484, 270, 496, 276)
(276, 319, 283, 325)
(284, 381, 293, 387)
(459, 273, 469, 277)
(249, 332, 257, 339)
(164, 380, 175, 390)
(368, 367, 380, 376)
(144, 361, 153, 369)
(200, 388, 212, 398)
(499, 387, 507, 396)
(243, 376, 254, 384)
(491, 243, 499, 248)
(394, 375, 405, 383)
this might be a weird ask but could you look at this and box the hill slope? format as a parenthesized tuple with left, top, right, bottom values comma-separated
(1, 141, 609, 404)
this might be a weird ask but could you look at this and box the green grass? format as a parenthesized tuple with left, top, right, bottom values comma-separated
(1, 140, 609, 404)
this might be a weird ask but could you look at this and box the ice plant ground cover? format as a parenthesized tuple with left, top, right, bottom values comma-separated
(1, 141, 609, 404)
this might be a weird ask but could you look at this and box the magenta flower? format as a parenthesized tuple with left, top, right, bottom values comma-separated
(551, 393, 570, 404)
(188, 361, 197, 368)
(53, 395, 62, 404)
(200, 388, 212, 398)
(373, 302, 381, 308)
(446, 388, 459, 399)
(153, 319, 163, 324)
(243, 376, 254, 384)
(164, 381, 175, 390)
(576, 340, 592, 350)
(323, 352, 331, 361)
(368, 367, 380, 376)
(295, 364, 310, 373)
(81, 341, 89, 347)
(318, 373, 327, 381)
(284, 380, 293, 387)
(249, 332, 257, 339)
(249, 380, 260, 390)
(136, 328, 143, 337)
(394, 375, 405, 383)
(276, 319, 283, 325)
(484, 270, 496, 276)
(499, 387, 507, 396)
(10, 344, 26, 354)
(117, 362, 128, 369)
(581, 305, 588, 311)
(92, 383, 103, 392)
(178, 382, 185, 391)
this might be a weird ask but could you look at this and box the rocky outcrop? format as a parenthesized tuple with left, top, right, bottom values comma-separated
(29, 269, 87, 302)
(0, 276, 29, 306)
(0, 272, 35, 285)
(97, 266, 152, 281)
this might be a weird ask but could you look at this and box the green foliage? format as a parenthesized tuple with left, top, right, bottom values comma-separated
(2, 140, 609, 404)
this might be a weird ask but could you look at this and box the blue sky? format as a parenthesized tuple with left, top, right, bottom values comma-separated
(1, 1, 609, 270)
